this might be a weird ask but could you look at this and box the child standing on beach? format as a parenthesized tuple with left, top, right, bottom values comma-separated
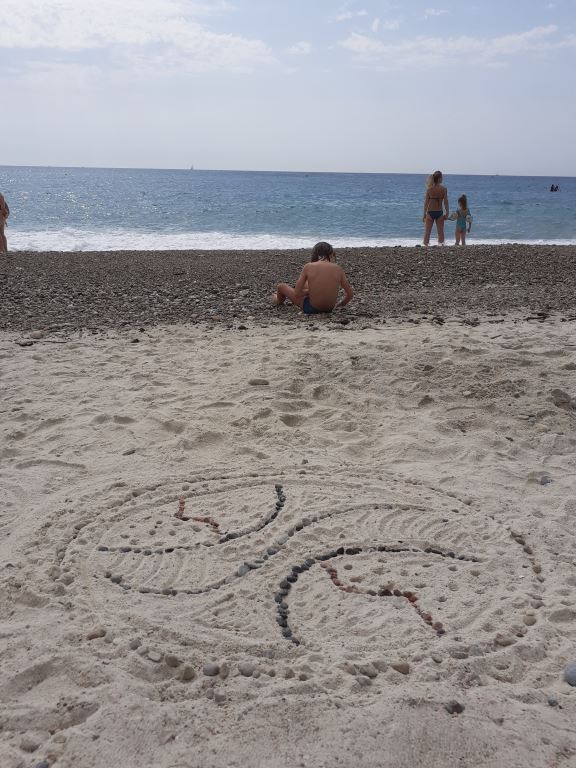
(449, 195, 472, 245)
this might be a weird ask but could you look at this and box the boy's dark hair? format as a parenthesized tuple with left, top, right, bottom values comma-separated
(311, 241, 334, 262)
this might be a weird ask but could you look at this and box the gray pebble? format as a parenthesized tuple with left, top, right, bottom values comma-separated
(564, 662, 576, 686)
(20, 734, 41, 753)
(548, 696, 559, 707)
(238, 662, 256, 677)
(129, 638, 141, 650)
(148, 650, 163, 663)
(358, 663, 378, 679)
(87, 626, 106, 640)
(219, 662, 230, 679)
(179, 665, 196, 682)
(203, 662, 220, 677)
(237, 565, 250, 577)
(165, 654, 181, 668)
(356, 675, 372, 687)
(35, 763, 50, 768)
(214, 691, 226, 704)
(445, 700, 465, 715)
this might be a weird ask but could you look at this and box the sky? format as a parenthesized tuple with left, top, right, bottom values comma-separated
(1, 0, 575, 175)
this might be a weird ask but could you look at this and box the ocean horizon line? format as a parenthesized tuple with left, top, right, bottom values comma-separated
(1, 164, 574, 180)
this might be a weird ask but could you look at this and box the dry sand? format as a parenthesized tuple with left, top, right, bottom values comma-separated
(2, 309, 576, 767)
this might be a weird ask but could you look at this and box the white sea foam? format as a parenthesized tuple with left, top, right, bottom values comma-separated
(8, 228, 576, 252)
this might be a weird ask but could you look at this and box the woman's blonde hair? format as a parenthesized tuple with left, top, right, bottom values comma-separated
(426, 170, 443, 188)
(458, 194, 468, 210)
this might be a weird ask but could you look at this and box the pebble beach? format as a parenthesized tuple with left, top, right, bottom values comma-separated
(3, 244, 576, 332)
(2, 244, 576, 768)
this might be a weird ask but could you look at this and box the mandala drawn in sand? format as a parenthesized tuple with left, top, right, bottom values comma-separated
(62, 468, 545, 666)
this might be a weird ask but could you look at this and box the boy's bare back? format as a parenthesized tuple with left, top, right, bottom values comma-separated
(298, 261, 350, 311)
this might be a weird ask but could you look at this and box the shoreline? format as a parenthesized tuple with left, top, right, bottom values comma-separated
(3, 244, 576, 332)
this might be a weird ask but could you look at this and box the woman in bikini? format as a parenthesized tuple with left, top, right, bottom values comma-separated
(422, 170, 449, 246)
(0, 192, 9, 253)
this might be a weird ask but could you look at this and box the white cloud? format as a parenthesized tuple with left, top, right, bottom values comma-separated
(0, 0, 273, 74)
(424, 8, 449, 18)
(335, 9, 369, 22)
(287, 41, 312, 56)
(371, 17, 400, 33)
(339, 25, 576, 69)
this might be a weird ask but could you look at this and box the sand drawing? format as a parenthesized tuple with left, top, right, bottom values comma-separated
(56, 466, 545, 673)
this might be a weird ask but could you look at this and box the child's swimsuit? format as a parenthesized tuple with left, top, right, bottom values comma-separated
(449, 208, 473, 231)
(303, 296, 330, 315)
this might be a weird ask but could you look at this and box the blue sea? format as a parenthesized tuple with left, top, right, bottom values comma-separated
(1, 166, 575, 251)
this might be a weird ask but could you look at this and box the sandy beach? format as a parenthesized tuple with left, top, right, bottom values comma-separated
(2, 246, 576, 767)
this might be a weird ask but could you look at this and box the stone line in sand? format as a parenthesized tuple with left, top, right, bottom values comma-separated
(65, 468, 547, 668)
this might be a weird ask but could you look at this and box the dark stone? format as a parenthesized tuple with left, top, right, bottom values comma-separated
(292, 565, 303, 574)
(110, 575, 122, 584)
(287, 574, 298, 583)
(337, 547, 345, 555)
(444, 701, 465, 715)
(282, 627, 292, 638)
(97, 545, 109, 552)
(564, 662, 576, 686)
(120, 546, 132, 553)
(143, 550, 152, 555)
(295, 523, 303, 531)
(165, 547, 174, 553)
(276, 617, 288, 627)
(274, 592, 286, 603)
(279, 579, 291, 590)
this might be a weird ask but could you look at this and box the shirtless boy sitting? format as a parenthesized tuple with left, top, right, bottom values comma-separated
(272, 241, 353, 314)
